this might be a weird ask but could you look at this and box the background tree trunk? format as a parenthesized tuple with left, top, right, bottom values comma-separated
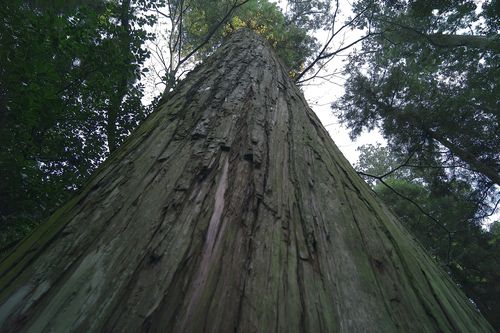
(427, 129, 500, 186)
(106, 0, 132, 153)
(0, 29, 494, 332)
(400, 31, 500, 52)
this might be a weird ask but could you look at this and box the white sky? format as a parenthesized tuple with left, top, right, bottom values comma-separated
(301, 70, 384, 165)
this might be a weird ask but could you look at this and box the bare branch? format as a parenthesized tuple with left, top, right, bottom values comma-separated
(295, 4, 373, 82)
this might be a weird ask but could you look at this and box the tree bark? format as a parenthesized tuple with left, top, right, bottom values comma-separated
(0, 29, 494, 332)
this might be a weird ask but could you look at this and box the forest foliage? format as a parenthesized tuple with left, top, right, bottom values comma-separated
(0, 0, 498, 328)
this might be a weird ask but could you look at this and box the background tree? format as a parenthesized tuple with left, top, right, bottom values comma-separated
(0, 0, 156, 251)
(333, 0, 499, 203)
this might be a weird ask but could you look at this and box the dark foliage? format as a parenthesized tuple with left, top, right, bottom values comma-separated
(0, 0, 155, 251)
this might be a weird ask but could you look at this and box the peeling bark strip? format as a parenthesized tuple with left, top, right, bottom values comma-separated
(0, 29, 494, 332)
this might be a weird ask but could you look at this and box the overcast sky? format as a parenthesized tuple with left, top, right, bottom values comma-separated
(301, 71, 384, 165)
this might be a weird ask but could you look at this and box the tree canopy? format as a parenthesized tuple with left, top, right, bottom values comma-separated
(0, 0, 157, 249)
(334, 0, 499, 214)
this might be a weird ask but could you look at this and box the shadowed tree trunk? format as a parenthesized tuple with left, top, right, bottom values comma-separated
(106, 0, 132, 153)
(426, 129, 500, 186)
(389, 30, 500, 52)
(0, 29, 494, 332)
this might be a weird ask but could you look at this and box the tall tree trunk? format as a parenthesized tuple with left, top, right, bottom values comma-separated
(398, 31, 500, 52)
(421, 33, 500, 52)
(0, 29, 493, 332)
(384, 23, 500, 52)
(107, 0, 132, 153)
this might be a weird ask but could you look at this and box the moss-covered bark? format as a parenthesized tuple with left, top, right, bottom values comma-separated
(0, 29, 494, 332)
